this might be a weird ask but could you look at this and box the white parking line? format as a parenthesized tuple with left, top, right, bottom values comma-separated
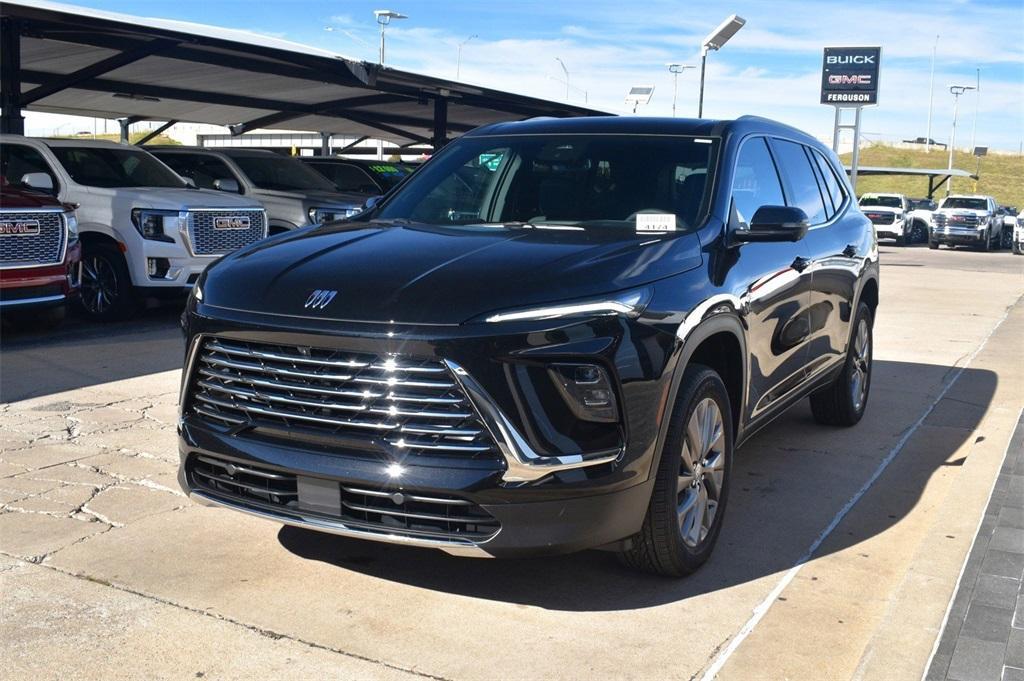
(699, 295, 1021, 681)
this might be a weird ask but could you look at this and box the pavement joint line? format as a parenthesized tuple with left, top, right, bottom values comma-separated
(0, 551, 455, 681)
(698, 291, 1024, 681)
(920, 405, 1023, 681)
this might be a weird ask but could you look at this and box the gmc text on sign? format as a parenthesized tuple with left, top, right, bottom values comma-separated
(821, 46, 881, 105)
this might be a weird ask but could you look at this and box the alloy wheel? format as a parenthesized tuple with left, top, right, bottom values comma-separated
(849, 317, 871, 412)
(677, 397, 726, 548)
(910, 222, 926, 243)
(81, 254, 118, 315)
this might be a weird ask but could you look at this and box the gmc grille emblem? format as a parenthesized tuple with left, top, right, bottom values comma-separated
(0, 220, 41, 236)
(213, 216, 251, 230)
(304, 289, 337, 310)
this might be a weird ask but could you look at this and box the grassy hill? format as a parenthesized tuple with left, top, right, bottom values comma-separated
(49, 132, 181, 146)
(840, 144, 1023, 209)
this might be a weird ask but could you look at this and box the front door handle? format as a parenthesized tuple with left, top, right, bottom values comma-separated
(843, 244, 857, 258)
(791, 256, 810, 272)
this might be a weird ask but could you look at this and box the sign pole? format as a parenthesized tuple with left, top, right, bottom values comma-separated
(850, 106, 863, 191)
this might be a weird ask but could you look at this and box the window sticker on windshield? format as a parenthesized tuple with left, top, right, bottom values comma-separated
(636, 214, 677, 233)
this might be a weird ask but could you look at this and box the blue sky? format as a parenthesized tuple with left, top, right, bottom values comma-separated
(26, 0, 1024, 150)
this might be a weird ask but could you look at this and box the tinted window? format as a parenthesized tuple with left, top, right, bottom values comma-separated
(228, 154, 336, 192)
(731, 137, 785, 226)
(772, 140, 827, 225)
(0, 144, 58, 191)
(811, 149, 846, 216)
(156, 153, 239, 191)
(859, 196, 901, 208)
(50, 147, 186, 188)
(309, 162, 378, 193)
(378, 135, 719, 232)
(940, 197, 988, 210)
(365, 163, 412, 190)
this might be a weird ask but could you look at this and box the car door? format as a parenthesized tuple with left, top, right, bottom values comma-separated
(774, 139, 862, 378)
(728, 136, 814, 423)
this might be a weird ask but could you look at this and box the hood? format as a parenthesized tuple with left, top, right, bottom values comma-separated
(0, 185, 65, 209)
(861, 206, 901, 214)
(250, 187, 364, 208)
(202, 221, 703, 325)
(85, 186, 262, 210)
(937, 208, 989, 216)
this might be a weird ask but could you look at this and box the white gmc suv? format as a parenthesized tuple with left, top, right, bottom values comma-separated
(0, 136, 267, 320)
(858, 193, 921, 245)
(929, 194, 1003, 251)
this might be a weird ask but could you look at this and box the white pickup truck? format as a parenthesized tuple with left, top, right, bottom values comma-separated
(929, 194, 1003, 251)
(0, 136, 267, 320)
(857, 193, 929, 245)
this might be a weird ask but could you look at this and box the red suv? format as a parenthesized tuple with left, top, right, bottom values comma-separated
(0, 179, 81, 327)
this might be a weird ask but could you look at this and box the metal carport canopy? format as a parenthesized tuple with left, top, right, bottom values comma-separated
(0, 0, 606, 147)
(844, 166, 979, 199)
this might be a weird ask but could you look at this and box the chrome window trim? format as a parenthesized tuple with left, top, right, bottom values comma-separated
(0, 208, 68, 269)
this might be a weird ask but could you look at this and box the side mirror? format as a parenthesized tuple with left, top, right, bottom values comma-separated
(213, 178, 240, 193)
(21, 172, 54, 193)
(362, 195, 381, 211)
(734, 205, 810, 243)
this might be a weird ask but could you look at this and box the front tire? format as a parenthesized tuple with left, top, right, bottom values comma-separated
(619, 365, 733, 577)
(910, 221, 927, 244)
(80, 243, 137, 322)
(810, 302, 873, 427)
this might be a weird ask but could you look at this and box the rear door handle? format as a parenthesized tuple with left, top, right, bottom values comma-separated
(791, 256, 810, 272)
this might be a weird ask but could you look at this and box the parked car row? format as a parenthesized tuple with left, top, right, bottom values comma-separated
(0, 136, 410, 326)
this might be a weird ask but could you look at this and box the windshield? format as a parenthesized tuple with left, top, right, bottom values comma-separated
(376, 134, 719, 231)
(941, 197, 988, 210)
(230, 154, 338, 192)
(860, 196, 901, 208)
(50, 147, 187, 188)
(367, 163, 413, 190)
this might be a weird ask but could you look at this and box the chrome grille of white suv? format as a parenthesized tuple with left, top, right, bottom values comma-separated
(188, 338, 496, 458)
(187, 209, 267, 256)
(0, 210, 65, 267)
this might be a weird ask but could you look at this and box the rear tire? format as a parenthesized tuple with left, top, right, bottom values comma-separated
(1013, 241, 1022, 255)
(981, 229, 992, 252)
(618, 364, 733, 577)
(810, 302, 873, 427)
(80, 243, 137, 322)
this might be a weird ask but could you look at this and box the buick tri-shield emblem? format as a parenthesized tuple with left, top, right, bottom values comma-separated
(213, 216, 251, 230)
(304, 289, 337, 310)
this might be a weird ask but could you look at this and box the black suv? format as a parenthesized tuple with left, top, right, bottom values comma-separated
(178, 116, 879, 577)
(301, 157, 416, 199)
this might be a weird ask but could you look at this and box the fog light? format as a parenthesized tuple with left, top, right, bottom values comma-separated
(549, 363, 618, 423)
(147, 257, 170, 279)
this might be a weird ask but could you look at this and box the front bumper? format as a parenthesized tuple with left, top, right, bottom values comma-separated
(0, 242, 82, 309)
(932, 228, 986, 246)
(176, 304, 675, 557)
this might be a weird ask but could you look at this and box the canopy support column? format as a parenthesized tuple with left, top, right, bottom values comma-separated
(319, 131, 331, 156)
(0, 19, 24, 135)
(432, 96, 448, 151)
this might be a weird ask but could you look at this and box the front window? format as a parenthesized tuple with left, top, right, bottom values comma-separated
(376, 134, 719, 232)
(940, 197, 988, 211)
(366, 163, 413, 190)
(229, 154, 337, 192)
(49, 146, 187, 188)
(860, 196, 902, 208)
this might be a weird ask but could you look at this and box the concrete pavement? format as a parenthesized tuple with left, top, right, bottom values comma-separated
(2, 246, 1022, 680)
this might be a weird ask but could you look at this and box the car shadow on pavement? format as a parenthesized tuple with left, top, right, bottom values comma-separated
(278, 359, 997, 612)
(0, 304, 185, 403)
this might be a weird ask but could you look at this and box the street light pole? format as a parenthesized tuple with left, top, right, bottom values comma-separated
(970, 67, 980, 153)
(373, 9, 407, 66)
(456, 34, 477, 80)
(666, 63, 695, 118)
(925, 34, 938, 152)
(947, 84, 976, 195)
(555, 57, 569, 102)
(697, 14, 746, 118)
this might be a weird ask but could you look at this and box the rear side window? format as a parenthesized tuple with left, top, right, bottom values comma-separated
(310, 163, 377, 193)
(157, 153, 239, 192)
(771, 139, 828, 225)
(810, 149, 847, 217)
(731, 138, 785, 226)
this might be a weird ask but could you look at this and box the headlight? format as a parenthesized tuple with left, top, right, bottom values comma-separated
(131, 208, 177, 242)
(548, 363, 619, 423)
(65, 212, 78, 245)
(308, 206, 361, 224)
(484, 288, 652, 323)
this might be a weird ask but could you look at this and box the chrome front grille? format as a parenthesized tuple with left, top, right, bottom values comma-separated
(187, 209, 267, 256)
(0, 210, 65, 267)
(188, 338, 497, 458)
(188, 454, 500, 541)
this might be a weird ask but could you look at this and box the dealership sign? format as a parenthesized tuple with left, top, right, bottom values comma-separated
(820, 47, 881, 105)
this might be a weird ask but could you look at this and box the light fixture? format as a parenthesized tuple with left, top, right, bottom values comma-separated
(698, 14, 746, 117)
